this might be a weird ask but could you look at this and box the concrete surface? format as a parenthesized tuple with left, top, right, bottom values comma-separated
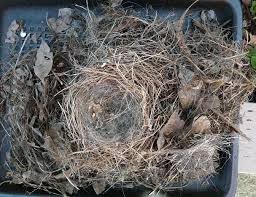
(239, 103, 256, 174)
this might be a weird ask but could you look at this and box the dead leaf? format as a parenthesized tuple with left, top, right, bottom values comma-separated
(204, 79, 224, 92)
(45, 123, 66, 156)
(22, 171, 48, 184)
(249, 33, 256, 45)
(242, 0, 251, 6)
(58, 8, 72, 24)
(5, 20, 19, 44)
(35, 82, 44, 93)
(9, 20, 19, 31)
(15, 67, 29, 82)
(200, 10, 217, 23)
(178, 66, 195, 85)
(178, 81, 203, 109)
(207, 10, 217, 21)
(92, 180, 106, 195)
(6, 152, 10, 162)
(31, 33, 37, 44)
(200, 95, 220, 111)
(31, 127, 44, 140)
(48, 124, 63, 143)
(34, 40, 53, 83)
(43, 135, 59, 155)
(156, 133, 165, 150)
(38, 103, 45, 121)
(191, 116, 211, 134)
(5, 31, 18, 44)
(48, 18, 69, 33)
(48, 8, 73, 33)
(111, 0, 123, 7)
(160, 111, 185, 139)
(0, 97, 5, 113)
(64, 182, 75, 195)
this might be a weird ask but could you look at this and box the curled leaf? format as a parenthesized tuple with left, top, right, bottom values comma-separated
(242, 0, 251, 6)
(92, 180, 106, 195)
(48, 8, 73, 33)
(0, 97, 5, 113)
(178, 81, 203, 109)
(191, 116, 211, 134)
(200, 95, 220, 111)
(160, 111, 185, 139)
(5, 20, 19, 44)
(204, 79, 224, 92)
(22, 171, 47, 185)
(157, 133, 165, 150)
(34, 40, 53, 83)
(200, 10, 217, 23)
(31, 33, 38, 44)
(58, 8, 72, 24)
(111, 0, 123, 7)
(178, 66, 195, 85)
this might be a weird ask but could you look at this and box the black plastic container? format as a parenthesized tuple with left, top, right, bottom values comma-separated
(0, 0, 242, 196)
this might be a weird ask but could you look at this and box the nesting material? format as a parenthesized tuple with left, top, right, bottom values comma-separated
(0, 4, 255, 195)
(64, 75, 145, 144)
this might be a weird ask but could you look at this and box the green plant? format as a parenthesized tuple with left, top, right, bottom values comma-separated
(248, 48, 256, 69)
(250, 1, 256, 16)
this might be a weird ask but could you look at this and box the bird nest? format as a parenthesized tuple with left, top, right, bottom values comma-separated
(0, 4, 255, 195)
(64, 75, 145, 144)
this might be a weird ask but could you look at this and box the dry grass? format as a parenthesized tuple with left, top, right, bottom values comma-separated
(0, 4, 255, 195)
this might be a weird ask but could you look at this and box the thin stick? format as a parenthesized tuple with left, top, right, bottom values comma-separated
(14, 33, 31, 68)
(63, 171, 80, 190)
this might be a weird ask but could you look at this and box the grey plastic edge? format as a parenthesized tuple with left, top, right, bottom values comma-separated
(225, 1, 242, 197)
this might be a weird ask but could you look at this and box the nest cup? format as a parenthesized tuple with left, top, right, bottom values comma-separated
(64, 69, 146, 145)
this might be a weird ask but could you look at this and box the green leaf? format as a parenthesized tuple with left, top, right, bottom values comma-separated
(251, 1, 256, 16)
(248, 47, 256, 58)
(251, 55, 256, 69)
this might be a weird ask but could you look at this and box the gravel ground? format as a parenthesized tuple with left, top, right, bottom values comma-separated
(237, 173, 256, 197)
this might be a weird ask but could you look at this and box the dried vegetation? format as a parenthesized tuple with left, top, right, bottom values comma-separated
(0, 3, 254, 195)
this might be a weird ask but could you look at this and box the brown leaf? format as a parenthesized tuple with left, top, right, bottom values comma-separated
(0, 98, 5, 113)
(178, 66, 195, 85)
(34, 40, 53, 83)
(15, 67, 29, 82)
(204, 79, 224, 92)
(31, 33, 37, 44)
(178, 81, 203, 109)
(48, 8, 72, 33)
(157, 133, 165, 150)
(64, 182, 75, 195)
(242, 0, 251, 6)
(9, 20, 20, 31)
(43, 136, 56, 152)
(22, 171, 48, 184)
(58, 8, 72, 24)
(31, 127, 44, 140)
(200, 95, 220, 111)
(111, 0, 123, 7)
(38, 103, 45, 122)
(160, 111, 185, 139)
(249, 34, 256, 45)
(191, 116, 211, 134)
(5, 20, 19, 44)
(92, 180, 106, 195)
